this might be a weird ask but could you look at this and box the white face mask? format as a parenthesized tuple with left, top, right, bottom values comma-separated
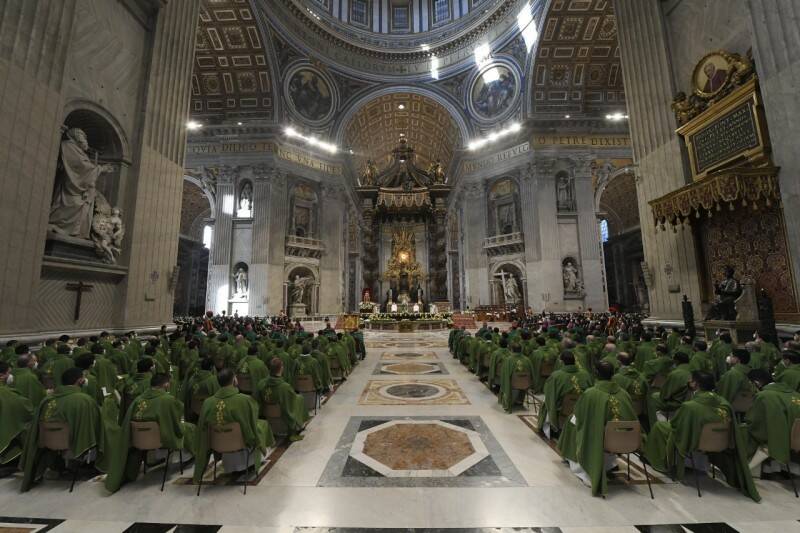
(5, 374, 13, 386)
(32, 362, 38, 370)
(725, 355, 735, 366)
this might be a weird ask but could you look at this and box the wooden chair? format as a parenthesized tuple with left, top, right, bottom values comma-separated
(190, 395, 208, 420)
(540, 359, 555, 379)
(731, 388, 755, 420)
(38, 421, 95, 493)
(130, 421, 183, 492)
(557, 392, 580, 430)
(650, 374, 667, 391)
(603, 420, 654, 499)
(329, 357, 343, 381)
(294, 374, 319, 415)
(630, 396, 645, 417)
(511, 372, 532, 409)
(196, 423, 250, 496)
(261, 402, 287, 437)
(690, 421, 732, 497)
(236, 374, 253, 395)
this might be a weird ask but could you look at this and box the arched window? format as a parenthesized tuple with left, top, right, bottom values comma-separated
(202, 225, 213, 249)
(600, 219, 610, 243)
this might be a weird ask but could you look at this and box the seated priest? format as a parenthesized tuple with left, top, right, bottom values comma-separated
(646, 351, 692, 424)
(296, 344, 324, 392)
(487, 337, 512, 390)
(0, 362, 34, 466)
(104, 373, 196, 493)
(612, 352, 648, 426)
(255, 358, 309, 442)
(709, 332, 734, 380)
(642, 344, 673, 384)
(716, 349, 755, 404)
(745, 369, 800, 477)
(193, 369, 275, 482)
(21, 367, 104, 492)
(499, 344, 535, 413)
(40, 344, 75, 390)
(11, 349, 45, 408)
(182, 358, 220, 422)
(643, 370, 760, 502)
(558, 360, 638, 497)
(688, 340, 715, 375)
(235, 345, 269, 394)
(776, 350, 800, 392)
(124, 358, 155, 405)
(536, 350, 593, 438)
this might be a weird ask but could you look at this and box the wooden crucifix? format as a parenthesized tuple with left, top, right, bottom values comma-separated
(66, 281, 93, 321)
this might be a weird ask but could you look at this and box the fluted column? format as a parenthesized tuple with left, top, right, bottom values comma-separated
(266, 173, 288, 313)
(746, 0, 800, 293)
(527, 157, 561, 311)
(0, 0, 79, 334)
(615, 0, 702, 320)
(574, 157, 605, 310)
(462, 183, 489, 308)
(206, 170, 235, 313)
(123, 0, 201, 326)
(520, 162, 542, 265)
(248, 165, 272, 316)
(319, 183, 345, 314)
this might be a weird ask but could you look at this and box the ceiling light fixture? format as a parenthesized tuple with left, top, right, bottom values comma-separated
(564, 115, 571, 119)
(186, 121, 202, 131)
(605, 112, 629, 121)
(467, 122, 522, 151)
(474, 43, 492, 69)
(284, 126, 338, 154)
(237, 122, 243, 126)
(398, 104, 405, 110)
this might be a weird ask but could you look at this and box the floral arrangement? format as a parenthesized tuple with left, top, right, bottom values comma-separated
(366, 312, 453, 323)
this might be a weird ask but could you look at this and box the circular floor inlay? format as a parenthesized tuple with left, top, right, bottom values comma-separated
(393, 352, 424, 358)
(383, 362, 438, 375)
(385, 384, 440, 398)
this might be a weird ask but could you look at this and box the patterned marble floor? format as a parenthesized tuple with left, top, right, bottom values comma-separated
(0, 329, 798, 532)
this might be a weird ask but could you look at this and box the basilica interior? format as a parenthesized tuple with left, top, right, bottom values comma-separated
(0, 0, 799, 531)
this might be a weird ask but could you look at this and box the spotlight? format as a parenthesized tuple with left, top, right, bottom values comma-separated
(186, 121, 202, 130)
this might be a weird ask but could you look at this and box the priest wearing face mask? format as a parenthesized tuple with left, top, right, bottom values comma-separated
(715, 348, 755, 404)
(10, 348, 45, 408)
(0, 362, 34, 467)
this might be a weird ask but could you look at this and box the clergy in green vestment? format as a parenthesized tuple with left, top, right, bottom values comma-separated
(643, 371, 760, 501)
(634, 332, 657, 371)
(193, 369, 275, 482)
(255, 358, 309, 441)
(236, 345, 269, 392)
(646, 351, 692, 424)
(744, 342, 770, 374)
(90, 345, 121, 400)
(10, 351, 45, 408)
(296, 345, 324, 391)
(309, 339, 333, 391)
(715, 349, 754, 404)
(642, 344, 673, 384)
(558, 361, 638, 497)
(754, 333, 782, 370)
(104, 373, 197, 493)
(666, 329, 681, 354)
(745, 369, 800, 469)
(487, 338, 512, 390)
(528, 337, 557, 394)
(75, 354, 103, 406)
(37, 339, 57, 367)
(448, 327, 464, 353)
(598, 344, 621, 373)
(688, 340, 715, 375)
(182, 358, 220, 422)
(775, 350, 800, 392)
(537, 350, 593, 436)
(342, 333, 358, 365)
(107, 341, 131, 376)
(709, 332, 733, 379)
(0, 362, 34, 465)
(41, 345, 75, 390)
(327, 340, 351, 377)
(123, 358, 154, 406)
(21, 368, 104, 492)
(455, 333, 472, 364)
(499, 344, 535, 412)
(612, 352, 648, 427)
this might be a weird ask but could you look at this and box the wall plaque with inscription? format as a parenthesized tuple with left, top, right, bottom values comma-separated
(677, 78, 770, 181)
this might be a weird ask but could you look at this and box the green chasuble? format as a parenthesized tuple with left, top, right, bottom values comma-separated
(236, 356, 269, 391)
(537, 365, 593, 433)
(599, 352, 620, 373)
(181, 369, 220, 421)
(104, 388, 197, 493)
(455, 335, 472, 364)
(295, 354, 324, 390)
(107, 348, 131, 376)
(21, 385, 103, 492)
(646, 363, 691, 424)
(192, 386, 275, 483)
(666, 332, 681, 354)
(709, 341, 733, 380)
(255, 376, 309, 432)
(715, 364, 754, 403)
(328, 343, 351, 376)
(343, 334, 357, 364)
(0, 384, 33, 464)
(499, 354, 535, 412)
(92, 357, 121, 398)
(642, 355, 673, 383)
(776, 364, 800, 392)
(487, 347, 511, 389)
(448, 329, 462, 352)
(557, 380, 637, 497)
(745, 382, 800, 465)
(10, 368, 45, 408)
(310, 350, 333, 389)
(688, 351, 715, 375)
(529, 346, 558, 394)
(612, 366, 648, 415)
(634, 341, 656, 371)
(37, 346, 57, 366)
(41, 355, 75, 388)
(643, 391, 760, 501)
(123, 372, 152, 403)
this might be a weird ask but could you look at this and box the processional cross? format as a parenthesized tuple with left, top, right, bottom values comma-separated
(66, 281, 93, 321)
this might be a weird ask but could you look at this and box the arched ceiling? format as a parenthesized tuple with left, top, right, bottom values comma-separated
(191, 0, 274, 121)
(180, 180, 212, 241)
(530, 0, 625, 117)
(599, 171, 639, 237)
(344, 93, 460, 174)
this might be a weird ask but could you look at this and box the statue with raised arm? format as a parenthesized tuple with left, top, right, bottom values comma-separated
(233, 267, 248, 296)
(562, 260, 581, 293)
(49, 127, 115, 239)
(290, 275, 313, 304)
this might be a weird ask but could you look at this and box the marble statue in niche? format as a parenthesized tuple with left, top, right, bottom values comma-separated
(290, 274, 313, 304)
(496, 270, 521, 304)
(239, 182, 253, 213)
(427, 159, 446, 184)
(49, 127, 116, 239)
(361, 160, 378, 186)
(91, 199, 124, 264)
(233, 266, 248, 297)
(556, 172, 576, 212)
(562, 259, 583, 295)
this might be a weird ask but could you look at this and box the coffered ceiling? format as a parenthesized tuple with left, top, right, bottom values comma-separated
(344, 93, 461, 175)
(599, 171, 639, 237)
(530, 0, 625, 117)
(191, 0, 274, 121)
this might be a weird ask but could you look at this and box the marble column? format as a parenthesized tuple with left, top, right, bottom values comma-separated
(615, 0, 703, 321)
(266, 172, 288, 314)
(745, 0, 800, 296)
(462, 183, 490, 308)
(574, 157, 605, 310)
(319, 183, 345, 314)
(0, 0, 79, 334)
(122, 0, 201, 327)
(248, 165, 272, 316)
(529, 157, 562, 311)
(206, 169, 236, 313)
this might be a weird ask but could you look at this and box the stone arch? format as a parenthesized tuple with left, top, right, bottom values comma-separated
(489, 261, 526, 308)
(285, 264, 319, 316)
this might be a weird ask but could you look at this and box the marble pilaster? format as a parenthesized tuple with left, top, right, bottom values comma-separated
(267, 173, 289, 313)
(462, 183, 490, 308)
(319, 183, 345, 314)
(248, 167, 273, 316)
(574, 157, 605, 310)
(207, 171, 236, 313)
